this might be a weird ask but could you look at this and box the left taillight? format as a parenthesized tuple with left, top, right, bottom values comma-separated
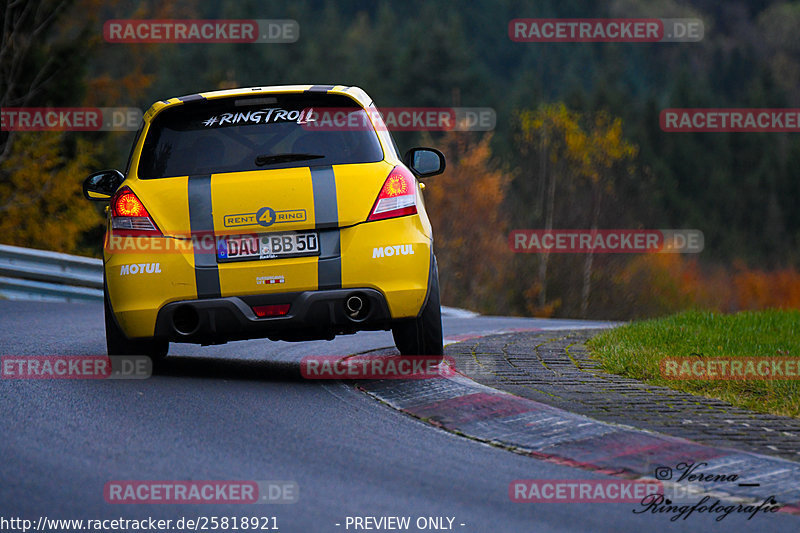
(110, 186, 162, 235)
(367, 166, 418, 222)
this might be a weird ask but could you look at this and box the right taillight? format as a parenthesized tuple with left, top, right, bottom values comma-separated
(110, 186, 161, 235)
(367, 166, 418, 221)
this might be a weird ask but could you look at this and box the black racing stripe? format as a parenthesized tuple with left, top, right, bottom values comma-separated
(311, 166, 341, 290)
(305, 85, 335, 93)
(317, 232, 341, 290)
(187, 174, 221, 299)
(178, 93, 206, 103)
(311, 166, 338, 228)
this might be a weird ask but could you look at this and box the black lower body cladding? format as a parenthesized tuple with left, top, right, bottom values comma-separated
(154, 288, 392, 344)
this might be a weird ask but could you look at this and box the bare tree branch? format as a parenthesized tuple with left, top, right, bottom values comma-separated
(0, 0, 74, 167)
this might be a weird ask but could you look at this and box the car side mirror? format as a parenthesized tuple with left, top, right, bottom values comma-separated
(83, 170, 124, 201)
(404, 147, 445, 178)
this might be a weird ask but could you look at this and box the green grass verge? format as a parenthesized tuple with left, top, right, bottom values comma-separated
(586, 310, 800, 418)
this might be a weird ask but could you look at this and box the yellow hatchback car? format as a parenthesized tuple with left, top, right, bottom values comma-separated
(83, 84, 445, 363)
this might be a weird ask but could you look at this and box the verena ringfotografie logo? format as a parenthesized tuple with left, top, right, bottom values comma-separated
(641, 462, 782, 521)
(509, 230, 704, 253)
(511, 473, 781, 521)
(1, 356, 151, 379)
(301, 355, 456, 379)
(104, 480, 298, 504)
(1, 108, 142, 131)
(661, 357, 800, 380)
(509, 19, 703, 43)
(661, 108, 800, 132)
(104, 19, 298, 43)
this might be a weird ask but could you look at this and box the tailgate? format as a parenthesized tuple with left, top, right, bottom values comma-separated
(209, 161, 393, 234)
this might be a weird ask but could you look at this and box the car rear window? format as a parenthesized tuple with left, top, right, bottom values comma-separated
(137, 93, 384, 179)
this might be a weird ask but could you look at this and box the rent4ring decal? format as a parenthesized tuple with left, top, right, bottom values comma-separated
(224, 207, 306, 228)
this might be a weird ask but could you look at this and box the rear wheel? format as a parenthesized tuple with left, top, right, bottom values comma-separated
(104, 280, 168, 364)
(392, 257, 444, 356)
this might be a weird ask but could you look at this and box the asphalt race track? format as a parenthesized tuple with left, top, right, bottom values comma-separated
(2, 300, 798, 532)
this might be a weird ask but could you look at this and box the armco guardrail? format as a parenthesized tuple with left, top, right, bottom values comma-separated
(0, 244, 103, 302)
(0, 245, 487, 311)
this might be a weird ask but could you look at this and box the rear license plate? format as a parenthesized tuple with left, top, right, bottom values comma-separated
(217, 232, 320, 262)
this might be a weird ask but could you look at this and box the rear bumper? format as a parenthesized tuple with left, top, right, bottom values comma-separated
(106, 213, 434, 339)
(153, 288, 393, 344)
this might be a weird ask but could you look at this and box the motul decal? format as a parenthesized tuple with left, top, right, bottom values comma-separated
(120, 263, 162, 275)
(372, 245, 414, 258)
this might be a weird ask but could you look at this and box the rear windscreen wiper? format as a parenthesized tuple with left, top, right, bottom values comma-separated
(254, 153, 325, 166)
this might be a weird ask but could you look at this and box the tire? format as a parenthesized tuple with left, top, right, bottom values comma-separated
(104, 279, 168, 363)
(392, 256, 444, 356)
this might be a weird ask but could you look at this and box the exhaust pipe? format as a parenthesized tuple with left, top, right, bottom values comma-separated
(345, 294, 368, 321)
(172, 304, 200, 336)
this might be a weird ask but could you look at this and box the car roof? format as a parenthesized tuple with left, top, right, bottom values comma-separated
(143, 85, 372, 123)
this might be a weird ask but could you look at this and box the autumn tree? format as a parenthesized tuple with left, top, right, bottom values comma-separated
(0, 0, 194, 254)
(572, 112, 637, 316)
(0, 132, 101, 252)
(1, 0, 85, 165)
(0, 1, 105, 252)
(516, 104, 582, 313)
(515, 104, 637, 317)
(424, 132, 511, 313)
